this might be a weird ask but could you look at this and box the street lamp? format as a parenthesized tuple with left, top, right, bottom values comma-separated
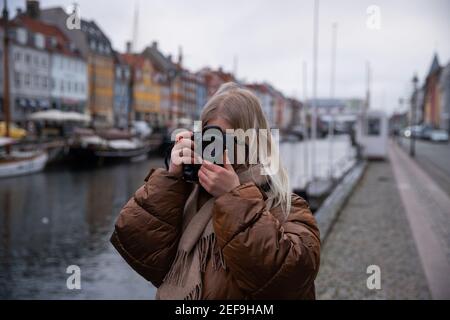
(410, 73, 419, 157)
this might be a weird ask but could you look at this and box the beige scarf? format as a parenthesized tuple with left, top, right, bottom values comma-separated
(156, 165, 272, 300)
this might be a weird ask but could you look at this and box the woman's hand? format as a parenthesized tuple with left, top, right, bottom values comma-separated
(198, 150, 240, 197)
(169, 131, 197, 177)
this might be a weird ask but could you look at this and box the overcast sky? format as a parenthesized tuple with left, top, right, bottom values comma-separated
(9, 0, 450, 115)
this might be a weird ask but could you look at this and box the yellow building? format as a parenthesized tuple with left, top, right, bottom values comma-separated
(121, 54, 160, 126)
(88, 54, 115, 124)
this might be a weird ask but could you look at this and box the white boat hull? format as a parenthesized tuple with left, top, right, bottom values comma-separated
(0, 151, 48, 178)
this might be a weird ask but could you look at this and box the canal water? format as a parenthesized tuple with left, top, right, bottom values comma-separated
(0, 137, 354, 299)
(0, 157, 164, 299)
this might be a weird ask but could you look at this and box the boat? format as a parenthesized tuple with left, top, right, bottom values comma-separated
(0, 139, 48, 178)
(69, 128, 152, 164)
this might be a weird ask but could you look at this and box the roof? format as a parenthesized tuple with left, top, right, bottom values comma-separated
(427, 53, 441, 76)
(16, 14, 68, 41)
(142, 43, 177, 75)
(2, 14, 82, 57)
(246, 83, 271, 94)
(120, 53, 148, 69)
(40, 7, 113, 56)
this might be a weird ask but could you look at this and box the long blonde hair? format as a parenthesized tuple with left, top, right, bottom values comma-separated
(200, 82, 291, 217)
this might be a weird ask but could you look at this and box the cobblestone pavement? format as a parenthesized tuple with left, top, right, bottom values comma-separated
(315, 161, 431, 299)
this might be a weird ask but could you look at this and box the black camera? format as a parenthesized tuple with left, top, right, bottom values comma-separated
(182, 125, 232, 183)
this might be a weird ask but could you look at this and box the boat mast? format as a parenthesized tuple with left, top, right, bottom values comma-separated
(2, 0, 11, 151)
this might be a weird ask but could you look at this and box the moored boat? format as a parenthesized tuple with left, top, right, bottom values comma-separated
(0, 148, 48, 178)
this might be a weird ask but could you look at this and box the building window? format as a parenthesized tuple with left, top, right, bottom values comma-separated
(24, 73, 30, 86)
(366, 118, 381, 136)
(90, 40, 96, 50)
(42, 76, 48, 89)
(14, 52, 21, 61)
(25, 54, 31, 64)
(34, 75, 39, 88)
(14, 72, 20, 88)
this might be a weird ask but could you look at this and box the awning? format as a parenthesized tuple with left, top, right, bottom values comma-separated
(28, 110, 91, 123)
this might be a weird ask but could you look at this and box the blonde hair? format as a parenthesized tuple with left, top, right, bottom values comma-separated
(200, 82, 292, 217)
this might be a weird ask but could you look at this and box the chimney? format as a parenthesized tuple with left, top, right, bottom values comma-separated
(16, 8, 23, 16)
(126, 41, 132, 54)
(167, 54, 172, 62)
(152, 41, 158, 49)
(26, 0, 40, 19)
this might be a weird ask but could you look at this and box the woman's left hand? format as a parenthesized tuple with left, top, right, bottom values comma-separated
(198, 150, 240, 197)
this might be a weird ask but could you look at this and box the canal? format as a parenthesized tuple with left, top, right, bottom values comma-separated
(0, 157, 163, 299)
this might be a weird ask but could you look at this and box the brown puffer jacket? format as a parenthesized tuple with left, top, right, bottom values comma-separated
(110, 168, 321, 299)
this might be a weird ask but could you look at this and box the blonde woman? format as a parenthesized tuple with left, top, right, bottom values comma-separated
(111, 82, 320, 299)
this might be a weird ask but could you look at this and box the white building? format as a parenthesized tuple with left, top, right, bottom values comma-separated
(0, 12, 87, 122)
(49, 46, 88, 112)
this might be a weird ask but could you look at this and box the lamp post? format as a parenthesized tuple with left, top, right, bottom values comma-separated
(410, 73, 418, 157)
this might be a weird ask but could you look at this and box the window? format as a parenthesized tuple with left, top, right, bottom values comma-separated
(33, 56, 39, 66)
(366, 118, 381, 136)
(14, 72, 20, 88)
(24, 73, 30, 86)
(25, 54, 31, 64)
(33, 75, 39, 88)
(35, 33, 45, 49)
(16, 28, 27, 44)
(15, 52, 21, 61)
(42, 76, 48, 89)
(90, 40, 96, 50)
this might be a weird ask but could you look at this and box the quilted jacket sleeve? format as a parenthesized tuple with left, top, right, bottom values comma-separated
(212, 182, 321, 299)
(110, 168, 192, 287)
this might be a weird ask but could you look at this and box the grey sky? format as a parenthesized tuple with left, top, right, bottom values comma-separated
(9, 0, 450, 115)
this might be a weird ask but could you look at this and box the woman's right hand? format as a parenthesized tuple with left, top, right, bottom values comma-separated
(169, 131, 197, 177)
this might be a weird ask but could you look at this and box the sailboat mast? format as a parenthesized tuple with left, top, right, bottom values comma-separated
(2, 0, 10, 142)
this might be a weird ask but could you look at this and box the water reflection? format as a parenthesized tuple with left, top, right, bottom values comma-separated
(0, 157, 164, 299)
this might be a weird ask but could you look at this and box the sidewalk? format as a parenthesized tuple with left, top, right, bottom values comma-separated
(389, 141, 450, 299)
(315, 158, 431, 299)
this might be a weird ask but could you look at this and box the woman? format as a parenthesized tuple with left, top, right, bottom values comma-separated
(110, 82, 320, 299)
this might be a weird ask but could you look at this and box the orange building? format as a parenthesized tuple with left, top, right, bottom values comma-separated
(424, 54, 442, 128)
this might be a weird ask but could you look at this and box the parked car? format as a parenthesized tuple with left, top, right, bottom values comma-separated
(429, 130, 449, 142)
(402, 125, 425, 139)
(418, 124, 434, 140)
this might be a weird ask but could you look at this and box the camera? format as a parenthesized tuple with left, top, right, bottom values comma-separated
(182, 125, 232, 183)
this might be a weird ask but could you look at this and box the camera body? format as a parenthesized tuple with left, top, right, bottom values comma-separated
(182, 125, 231, 183)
